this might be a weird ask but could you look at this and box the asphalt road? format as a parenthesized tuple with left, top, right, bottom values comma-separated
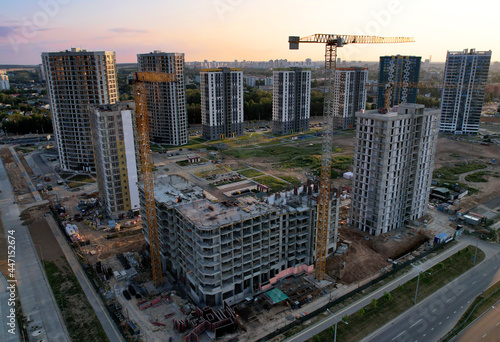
(0, 152, 70, 342)
(284, 239, 471, 342)
(363, 238, 500, 342)
(454, 299, 500, 342)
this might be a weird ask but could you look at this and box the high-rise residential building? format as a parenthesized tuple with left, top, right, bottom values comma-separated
(351, 104, 440, 236)
(139, 175, 339, 306)
(42, 48, 118, 171)
(137, 51, 188, 145)
(90, 102, 140, 219)
(334, 67, 368, 130)
(272, 67, 311, 135)
(0, 71, 10, 90)
(377, 55, 421, 109)
(440, 49, 492, 134)
(200, 68, 244, 140)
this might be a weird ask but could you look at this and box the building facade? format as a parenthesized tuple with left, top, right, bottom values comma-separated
(42, 48, 118, 171)
(351, 104, 440, 236)
(334, 67, 368, 129)
(201, 68, 244, 140)
(90, 102, 140, 219)
(139, 175, 339, 306)
(137, 51, 188, 145)
(272, 68, 311, 135)
(440, 49, 492, 134)
(0, 72, 9, 90)
(377, 55, 421, 109)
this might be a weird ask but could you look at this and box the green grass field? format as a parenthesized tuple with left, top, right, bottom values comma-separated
(434, 162, 487, 181)
(43, 260, 108, 342)
(254, 175, 288, 192)
(238, 168, 264, 178)
(464, 171, 490, 182)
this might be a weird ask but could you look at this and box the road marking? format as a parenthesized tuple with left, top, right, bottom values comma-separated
(432, 309, 437, 312)
(454, 311, 456, 314)
(460, 289, 464, 293)
(410, 319, 422, 328)
(496, 322, 500, 326)
(473, 281, 477, 284)
(423, 334, 426, 337)
(468, 301, 471, 303)
(461, 306, 464, 309)
(392, 331, 407, 340)
(447, 298, 452, 302)
(484, 274, 487, 277)
(439, 322, 442, 325)
(483, 333, 487, 338)
(431, 328, 434, 331)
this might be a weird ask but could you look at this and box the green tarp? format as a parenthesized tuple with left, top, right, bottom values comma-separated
(265, 288, 289, 304)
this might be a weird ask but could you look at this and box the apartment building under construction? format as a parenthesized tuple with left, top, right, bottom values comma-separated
(42, 48, 118, 171)
(139, 175, 339, 306)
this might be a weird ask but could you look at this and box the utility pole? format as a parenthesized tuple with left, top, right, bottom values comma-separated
(327, 308, 348, 342)
(473, 240, 479, 265)
(414, 271, 431, 305)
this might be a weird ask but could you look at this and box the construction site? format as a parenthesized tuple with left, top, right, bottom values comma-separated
(1, 34, 499, 342)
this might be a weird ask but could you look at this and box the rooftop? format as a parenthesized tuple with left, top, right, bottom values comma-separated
(148, 175, 318, 229)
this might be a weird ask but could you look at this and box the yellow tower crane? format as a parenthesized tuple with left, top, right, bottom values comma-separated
(132, 71, 176, 288)
(289, 34, 414, 281)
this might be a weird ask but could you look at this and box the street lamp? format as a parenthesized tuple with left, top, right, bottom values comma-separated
(414, 271, 431, 305)
(327, 308, 348, 342)
(473, 240, 479, 265)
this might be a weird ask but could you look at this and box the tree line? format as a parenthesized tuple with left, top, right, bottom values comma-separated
(1, 112, 53, 135)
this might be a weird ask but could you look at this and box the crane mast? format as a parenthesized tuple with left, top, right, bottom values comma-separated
(289, 34, 414, 281)
(133, 71, 176, 288)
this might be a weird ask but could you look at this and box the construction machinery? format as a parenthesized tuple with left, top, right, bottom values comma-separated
(132, 71, 176, 287)
(289, 34, 414, 281)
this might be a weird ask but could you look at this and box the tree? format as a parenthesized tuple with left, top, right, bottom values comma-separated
(310, 91, 324, 117)
(358, 308, 365, 317)
(371, 298, 378, 309)
(342, 315, 348, 323)
(383, 291, 393, 302)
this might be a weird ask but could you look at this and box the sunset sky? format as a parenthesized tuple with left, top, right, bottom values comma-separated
(0, 0, 497, 65)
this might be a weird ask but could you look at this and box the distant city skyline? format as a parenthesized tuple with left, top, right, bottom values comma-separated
(0, 0, 498, 65)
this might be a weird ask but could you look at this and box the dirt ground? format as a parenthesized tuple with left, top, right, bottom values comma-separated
(326, 226, 430, 284)
(0, 148, 34, 204)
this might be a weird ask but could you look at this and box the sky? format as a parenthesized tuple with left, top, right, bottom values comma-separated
(0, 0, 498, 65)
